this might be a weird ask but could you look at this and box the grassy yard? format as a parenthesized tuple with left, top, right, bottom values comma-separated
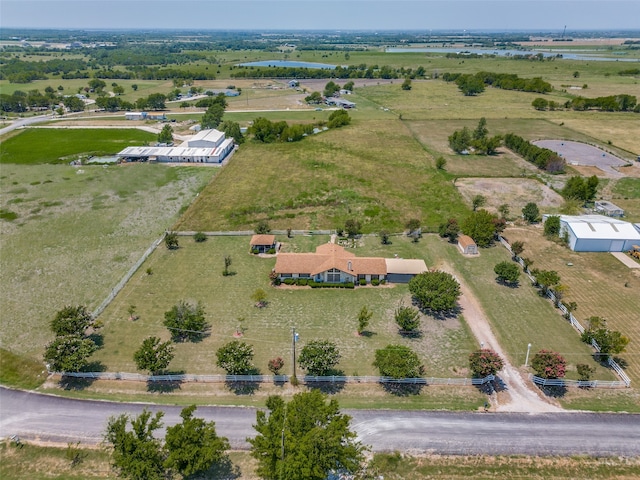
(0, 128, 156, 164)
(93, 235, 478, 379)
(0, 163, 214, 369)
(503, 226, 640, 383)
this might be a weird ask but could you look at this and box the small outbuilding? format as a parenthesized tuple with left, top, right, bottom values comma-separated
(250, 234, 277, 254)
(458, 235, 478, 255)
(595, 200, 624, 217)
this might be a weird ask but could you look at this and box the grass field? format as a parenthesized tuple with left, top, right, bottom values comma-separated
(503, 226, 640, 383)
(93, 234, 477, 379)
(0, 128, 155, 164)
(0, 163, 214, 366)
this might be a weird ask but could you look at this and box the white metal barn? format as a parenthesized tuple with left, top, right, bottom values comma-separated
(558, 215, 640, 252)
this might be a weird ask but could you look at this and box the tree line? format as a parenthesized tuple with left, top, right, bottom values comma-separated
(443, 71, 552, 96)
(503, 133, 566, 173)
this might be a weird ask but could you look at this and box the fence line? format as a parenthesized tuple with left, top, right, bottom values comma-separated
(529, 374, 627, 389)
(91, 233, 166, 319)
(50, 370, 495, 386)
(173, 230, 335, 237)
(498, 235, 631, 387)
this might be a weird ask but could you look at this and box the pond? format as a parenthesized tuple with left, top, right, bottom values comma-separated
(238, 60, 338, 69)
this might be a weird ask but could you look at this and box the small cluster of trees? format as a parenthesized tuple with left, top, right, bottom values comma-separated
(561, 175, 599, 204)
(581, 316, 630, 361)
(566, 94, 638, 112)
(448, 118, 502, 155)
(249, 110, 350, 143)
(408, 271, 461, 313)
(43, 305, 101, 372)
(504, 133, 566, 173)
(443, 71, 552, 96)
(522, 202, 540, 223)
(439, 209, 505, 247)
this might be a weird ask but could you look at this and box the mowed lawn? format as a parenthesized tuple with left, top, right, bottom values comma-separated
(504, 226, 640, 383)
(94, 235, 478, 378)
(0, 128, 155, 164)
(0, 163, 214, 361)
(175, 118, 470, 233)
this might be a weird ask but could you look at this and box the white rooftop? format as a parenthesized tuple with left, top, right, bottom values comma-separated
(186, 128, 224, 146)
(561, 215, 640, 240)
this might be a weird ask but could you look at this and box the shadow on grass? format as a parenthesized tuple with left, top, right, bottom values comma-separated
(358, 330, 377, 338)
(539, 385, 568, 398)
(225, 380, 261, 395)
(87, 333, 104, 349)
(147, 380, 183, 393)
(204, 456, 241, 479)
(59, 361, 106, 390)
(380, 382, 424, 397)
(495, 278, 520, 289)
(398, 330, 422, 339)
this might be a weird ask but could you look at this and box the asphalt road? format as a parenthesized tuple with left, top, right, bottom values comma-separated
(1, 387, 639, 455)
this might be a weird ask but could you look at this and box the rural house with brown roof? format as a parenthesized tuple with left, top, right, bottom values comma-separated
(250, 234, 278, 254)
(274, 243, 427, 284)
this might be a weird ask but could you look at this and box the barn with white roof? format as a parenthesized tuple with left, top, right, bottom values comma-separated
(553, 215, 640, 252)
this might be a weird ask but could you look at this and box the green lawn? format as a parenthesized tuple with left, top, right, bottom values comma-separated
(0, 128, 155, 164)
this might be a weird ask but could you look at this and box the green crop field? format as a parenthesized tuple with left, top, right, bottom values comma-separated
(0, 128, 155, 164)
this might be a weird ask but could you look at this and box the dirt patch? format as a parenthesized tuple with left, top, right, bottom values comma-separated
(455, 177, 564, 213)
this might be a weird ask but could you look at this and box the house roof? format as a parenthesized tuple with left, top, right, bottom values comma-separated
(595, 200, 624, 212)
(274, 243, 386, 276)
(186, 129, 225, 146)
(458, 234, 477, 248)
(250, 234, 276, 246)
(385, 258, 428, 275)
(561, 215, 640, 241)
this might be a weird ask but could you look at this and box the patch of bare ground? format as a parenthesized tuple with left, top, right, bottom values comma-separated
(619, 164, 640, 178)
(455, 177, 564, 213)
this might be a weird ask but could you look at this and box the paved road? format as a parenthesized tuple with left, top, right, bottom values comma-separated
(1, 387, 639, 455)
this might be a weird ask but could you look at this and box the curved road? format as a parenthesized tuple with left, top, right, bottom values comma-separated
(1, 387, 639, 455)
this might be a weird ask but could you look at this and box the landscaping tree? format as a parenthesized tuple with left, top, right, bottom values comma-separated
(498, 203, 510, 219)
(530, 350, 566, 379)
(251, 288, 267, 308)
(248, 391, 365, 480)
(468, 349, 504, 377)
(581, 316, 630, 361)
(544, 215, 561, 237)
(394, 303, 420, 333)
(157, 124, 173, 144)
(561, 175, 599, 204)
(44, 335, 97, 372)
(577, 363, 596, 381)
(438, 218, 460, 243)
(219, 120, 245, 144)
(50, 305, 95, 337)
(223, 254, 232, 276)
(323, 81, 340, 97)
(522, 202, 540, 223)
(327, 109, 351, 128)
(435, 156, 447, 170)
(448, 126, 471, 153)
(133, 337, 174, 375)
(267, 357, 285, 375)
(304, 91, 323, 104)
(163, 300, 208, 342)
(532, 97, 549, 110)
(216, 340, 255, 375)
(194, 231, 207, 242)
(201, 103, 225, 129)
(104, 409, 165, 480)
(357, 306, 373, 335)
(471, 194, 486, 211)
(298, 340, 341, 376)
(254, 220, 271, 234)
(401, 77, 412, 90)
(165, 232, 179, 250)
(461, 209, 499, 247)
(379, 230, 391, 245)
(405, 218, 422, 237)
(408, 271, 461, 312)
(164, 405, 230, 478)
(511, 240, 524, 258)
(344, 218, 362, 237)
(373, 345, 424, 378)
(493, 261, 520, 285)
(534, 269, 561, 294)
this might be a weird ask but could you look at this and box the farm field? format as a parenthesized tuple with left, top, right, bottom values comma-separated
(503, 226, 640, 383)
(92, 234, 478, 379)
(0, 163, 214, 360)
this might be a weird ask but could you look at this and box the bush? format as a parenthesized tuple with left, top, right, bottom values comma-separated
(267, 248, 276, 254)
(297, 278, 308, 286)
(371, 279, 380, 286)
(284, 278, 295, 285)
(251, 247, 259, 254)
(359, 279, 367, 286)
(308, 281, 354, 289)
(193, 231, 207, 242)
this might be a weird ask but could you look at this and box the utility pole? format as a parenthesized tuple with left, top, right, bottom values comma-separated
(291, 327, 298, 384)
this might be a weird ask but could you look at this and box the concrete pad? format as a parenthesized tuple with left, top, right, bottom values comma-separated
(611, 251, 640, 269)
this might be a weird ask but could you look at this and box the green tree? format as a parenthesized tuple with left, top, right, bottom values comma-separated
(531, 350, 566, 379)
(323, 81, 340, 97)
(394, 303, 420, 333)
(357, 306, 373, 335)
(88, 78, 106, 92)
(305, 91, 323, 104)
(219, 120, 244, 144)
(298, 340, 341, 376)
(468, 349, 504, 377)
(50, 305, 95, 337)
(251, 288, 267, 307)
(494, 261, 520, 285)
(581, 316, 630, 361)
(44, 335, 97, 372)
(448, 126, 471, 153)
(133, 337, 174, 375)
(401, 77, 412, 90)
(408, 271, 461, 312)
(373, 345, 424, 378)
(461, 209, 498, 247)
(248, 391, 365, 480)
(534, 269, 561, 294)
(157, 124, 173, 144)
(327, 109, 351, 128)
(544, 215, 561, 237)
(438, 218, 460, 243)
(343, 81, 355, 91)
(471, 194, 486, 211)
(216, 340, 255, 375)
(435, 156, 447, 170)
(498, 203, 510, 219)
(194, 231, 207, 242)
(201, 103, 225, 129)
(521, 202, 540, 223)
(164, 405, 230, 477)
(146, 93, 166, 110)
(532, 97, 549, 110)
(379, 230, 391, 245)
(456, 74, 485, 96)
(577, 363, 596, 381)
(112, 85, 125, 95)
(344, 218, 361, 237)
(255, 220, 271, 234)
(511, 240, 525, 258)
(63, 95, 85, 112)
(104, 409, 165, 480)
(131, 84, 138, 91)
(163, 301, 208, 342)
(223, 254, 232, 276)
(405, 218, 422, 236)
(473, 117, 488, 141)
(165, 232, 179, 250)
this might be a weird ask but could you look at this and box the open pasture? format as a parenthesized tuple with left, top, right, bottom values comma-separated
(93, 234, 477, 378)
(0, 128, 155, 164)
(503, 226, 640, 383)
(175, 118, 469, 232)
(0, 163, 214, 360)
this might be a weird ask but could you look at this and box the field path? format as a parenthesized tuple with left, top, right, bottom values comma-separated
(440, 263, 563, 413)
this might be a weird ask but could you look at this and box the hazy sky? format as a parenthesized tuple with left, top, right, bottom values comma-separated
(2, 0, 639, 31)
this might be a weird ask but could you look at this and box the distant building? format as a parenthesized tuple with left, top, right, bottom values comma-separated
(554, 215, 640, 252)
(325, 97, 356, 109)
(125, 112, 166, 121)
(288, 80, 299, 88)
(594, 200, 624, 217)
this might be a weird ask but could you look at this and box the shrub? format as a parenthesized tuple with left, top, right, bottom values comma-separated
(251, 247, 259, 254)
(267, 248, 276, 254)
(193, 231, 207, 242)
(359, 279, 367, 286)
(531, 350, 566, 379)
(371, 279, 380, 286)
(284, 278, 295, 285)
(297, 278, 308, 286)
(268, 357, 285, 375)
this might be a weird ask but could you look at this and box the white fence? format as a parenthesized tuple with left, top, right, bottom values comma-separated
(529, 374, 627, 389)
(50, 371, 495, 386)
(498, 235, 631, 387)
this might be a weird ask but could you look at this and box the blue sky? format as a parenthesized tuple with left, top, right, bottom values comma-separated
(2, 0, 639, 31)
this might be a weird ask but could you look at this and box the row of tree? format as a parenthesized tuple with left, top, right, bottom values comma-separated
(443, 71, 552, 96)
(249, 110, 350, 144)
(503, 133, 566, 173)
(439, 209, 506, 248)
